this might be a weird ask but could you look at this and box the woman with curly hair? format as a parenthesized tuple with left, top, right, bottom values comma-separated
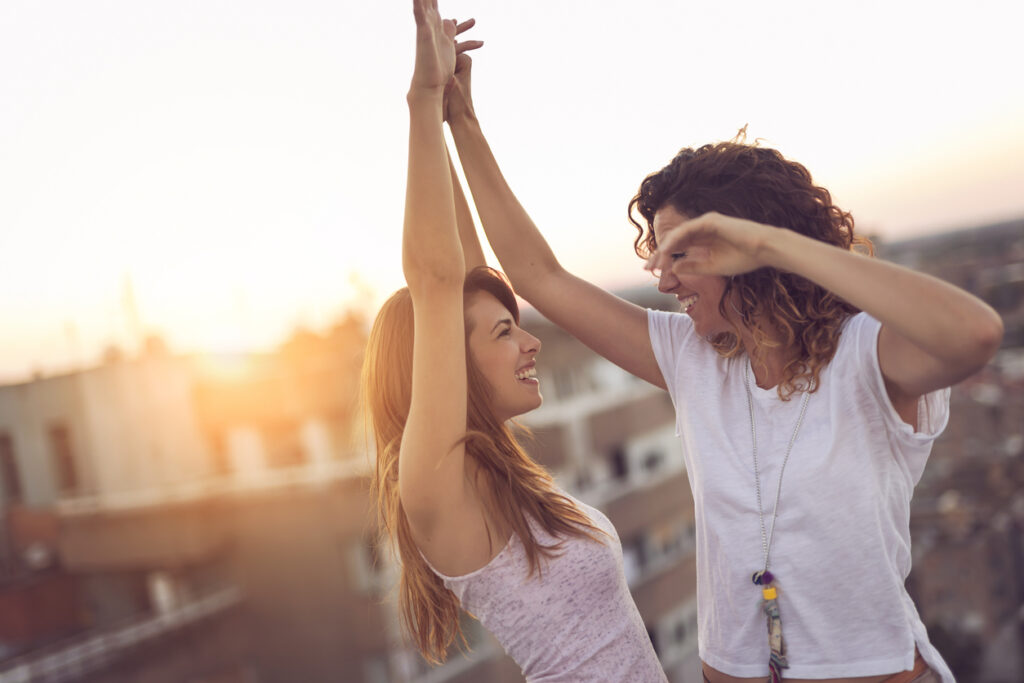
(444, 39, 1001, 683)
(361, 2, 666, 680)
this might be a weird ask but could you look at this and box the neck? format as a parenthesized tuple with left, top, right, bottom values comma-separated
(737, 320, 798, 390)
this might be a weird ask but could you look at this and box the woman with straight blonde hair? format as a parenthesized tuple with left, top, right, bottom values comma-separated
(361, 2, 666, 680)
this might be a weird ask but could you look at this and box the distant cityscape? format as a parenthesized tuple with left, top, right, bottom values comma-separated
(0, 217, 1021, 683)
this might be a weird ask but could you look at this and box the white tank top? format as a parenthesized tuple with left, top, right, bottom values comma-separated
(426, 496, 667, 682)
(648, 309, 954, 682)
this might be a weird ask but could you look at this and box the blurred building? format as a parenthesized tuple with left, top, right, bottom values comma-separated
(879, 217, 1024, 683)
(0, 291, 700, 683)
(2, 216, 1020, 682)
(0, 316, 405, 682)
(0, 351, 251, 682)
(877, 217, 1024, 348)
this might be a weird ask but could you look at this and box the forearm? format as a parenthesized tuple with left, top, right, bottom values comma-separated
(449, 147, 486, 272)
(403, 92, 464, 286)
(448, 113, 562, 292)
(762, 230, 1003, 364)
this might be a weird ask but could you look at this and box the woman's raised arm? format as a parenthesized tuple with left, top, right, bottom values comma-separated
(397, 0, 471, 533)
(445, 54, 666, 389)
(449, 145, 486, 272)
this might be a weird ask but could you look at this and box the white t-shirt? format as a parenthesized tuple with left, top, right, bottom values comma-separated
(648, 309, 954, 682)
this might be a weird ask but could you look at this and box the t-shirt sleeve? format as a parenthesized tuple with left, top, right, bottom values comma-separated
(647, 309, 697, 410)
(840, 312, 951, 446)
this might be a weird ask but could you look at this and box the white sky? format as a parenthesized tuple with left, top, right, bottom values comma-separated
(2, 0, 1023, 382)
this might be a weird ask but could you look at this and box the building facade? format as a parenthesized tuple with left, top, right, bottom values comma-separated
(2, 217, 1021, 682)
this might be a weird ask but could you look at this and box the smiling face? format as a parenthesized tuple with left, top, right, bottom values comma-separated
(652, 205, 737, 338)
(465, 291, 542, 422)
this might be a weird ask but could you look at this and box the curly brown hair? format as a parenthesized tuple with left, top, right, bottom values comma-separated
(628, 132, 874, 399)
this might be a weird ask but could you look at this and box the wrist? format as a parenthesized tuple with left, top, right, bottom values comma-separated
(758, 227, 817, 273)
(447, 108, 480, 134)
(407, 87, 445, 107)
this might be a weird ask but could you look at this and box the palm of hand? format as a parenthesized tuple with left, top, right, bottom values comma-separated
(412, 0, 455, 90)
(662, 213, 768, 277)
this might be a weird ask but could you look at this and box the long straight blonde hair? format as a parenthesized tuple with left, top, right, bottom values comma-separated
(362, 267, 603, 664)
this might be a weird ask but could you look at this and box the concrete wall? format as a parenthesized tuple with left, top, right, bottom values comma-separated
(0, 356, 215, 508)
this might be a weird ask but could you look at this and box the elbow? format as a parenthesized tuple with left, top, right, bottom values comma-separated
(403, 256, 465, 291)
(957, 309, 1004, 377)
(973, 309, 1004, 362)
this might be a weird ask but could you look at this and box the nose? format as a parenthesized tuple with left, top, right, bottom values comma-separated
(520, 330, 541, 355)
(657, 267, 679, 294)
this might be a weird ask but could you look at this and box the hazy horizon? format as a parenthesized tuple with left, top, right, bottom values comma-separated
(3, 0, 1023, 383)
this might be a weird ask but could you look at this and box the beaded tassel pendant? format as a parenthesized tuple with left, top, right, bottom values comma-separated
(753, 570, 788, 683)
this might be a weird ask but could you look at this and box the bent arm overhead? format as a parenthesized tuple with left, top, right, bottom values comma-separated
(652, 211, 1004, 399)
(447, 111, 666, 389)
(764, 229, 1003, 398)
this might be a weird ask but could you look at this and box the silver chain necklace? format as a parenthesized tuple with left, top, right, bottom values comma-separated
(742, 361, 811, 682)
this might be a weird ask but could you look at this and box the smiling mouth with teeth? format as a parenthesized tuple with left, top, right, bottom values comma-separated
(515, 366, 538, 382)
(679, 294, 698, 313)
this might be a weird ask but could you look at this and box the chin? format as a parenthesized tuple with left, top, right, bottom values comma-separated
(505, 396, 543, 421)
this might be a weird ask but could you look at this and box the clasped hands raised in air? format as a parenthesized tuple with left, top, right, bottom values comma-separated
(409, 0, 482, 102)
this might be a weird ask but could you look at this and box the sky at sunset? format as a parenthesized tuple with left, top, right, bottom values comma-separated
(2, 0, 1023, 382)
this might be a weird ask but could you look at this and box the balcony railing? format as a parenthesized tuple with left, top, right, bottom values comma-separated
(0, 586, 243, 683)
(55, 458, 369, 517)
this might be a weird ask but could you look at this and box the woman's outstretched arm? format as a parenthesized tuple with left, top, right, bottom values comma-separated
(398, 0, 470, 535)
(651, 212, 1004, 401)
(445, 53, 665, 388)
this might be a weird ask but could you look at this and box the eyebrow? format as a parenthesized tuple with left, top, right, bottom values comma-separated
(490, 318, 513, 334)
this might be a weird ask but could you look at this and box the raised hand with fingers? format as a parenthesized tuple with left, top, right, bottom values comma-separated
(410, 0, 457, 94)
(648, 211, 776, 279)
(445, 19, 483, 122)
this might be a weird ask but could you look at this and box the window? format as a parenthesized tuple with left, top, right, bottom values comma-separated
(0, 433, 22, 502)
(49, 424, 79, 495)
(642, 449, 665, 473)
(574, 469, 593, 493)
(647, 626, 660, 656)
(609, 446, 628, 481)
(621, 538, 645, 586)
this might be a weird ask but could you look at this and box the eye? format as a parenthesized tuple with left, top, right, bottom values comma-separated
(497, 327, 511, 338)
(670, 251, 687, 261)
